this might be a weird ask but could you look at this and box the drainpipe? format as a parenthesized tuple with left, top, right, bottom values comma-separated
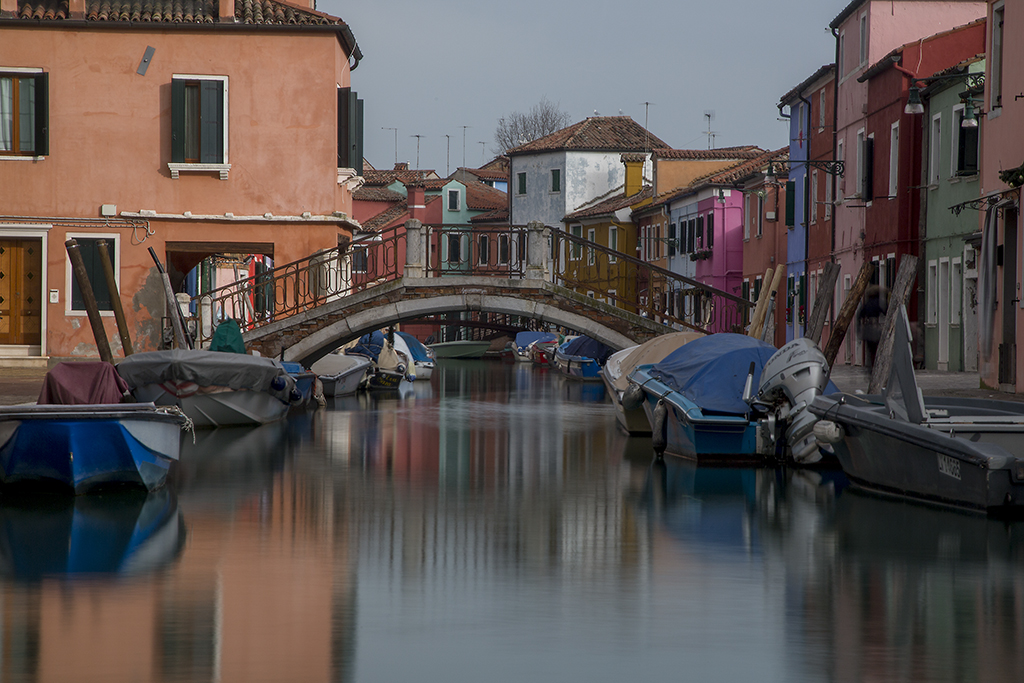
(830, 26, 841, 340)
(799, 92, 814, 338)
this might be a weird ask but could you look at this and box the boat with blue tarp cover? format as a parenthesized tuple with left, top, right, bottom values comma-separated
(394, 331, 435, 381)
(553, 335, 612, 381)
(347, 331, 411, 390)
(502, 331, 558, 363)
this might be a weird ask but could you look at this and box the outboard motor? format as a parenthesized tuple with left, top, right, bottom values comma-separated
(749, 338, 831, 464)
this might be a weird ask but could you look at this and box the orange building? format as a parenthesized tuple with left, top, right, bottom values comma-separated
(0, 0, 364, 364)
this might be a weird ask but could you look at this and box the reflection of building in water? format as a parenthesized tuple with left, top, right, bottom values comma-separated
(754, 471, 1024, 683)
(0, 453, 357, 683)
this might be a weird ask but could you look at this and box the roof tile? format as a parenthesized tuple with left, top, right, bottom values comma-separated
(507, 116, 668, 155)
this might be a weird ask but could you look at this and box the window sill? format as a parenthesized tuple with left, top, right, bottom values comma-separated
(168, 162, 231, 180)
(0, 155, 45, 161)
(67, 309, 115, 317)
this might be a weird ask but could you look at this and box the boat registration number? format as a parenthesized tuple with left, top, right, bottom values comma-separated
(937, 453, 961, 481)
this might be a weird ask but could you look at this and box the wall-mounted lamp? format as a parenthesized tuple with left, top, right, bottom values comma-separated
(904, 72, 985, 119)
(765, 159, 845, 184)
(961, 99, 982, 129)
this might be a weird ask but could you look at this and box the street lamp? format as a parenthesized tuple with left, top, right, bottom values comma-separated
(765, 159, 845, 184)
(903, 72, 985, 125)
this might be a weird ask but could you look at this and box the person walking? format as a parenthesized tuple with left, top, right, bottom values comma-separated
(856, 284, 887, 372)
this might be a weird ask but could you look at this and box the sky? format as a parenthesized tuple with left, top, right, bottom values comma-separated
(318, 0, 844, 176)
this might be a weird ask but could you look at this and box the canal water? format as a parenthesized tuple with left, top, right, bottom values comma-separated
(2, 359, 1023, 682)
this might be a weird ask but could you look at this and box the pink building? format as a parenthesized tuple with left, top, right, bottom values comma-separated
(829, 0, 985, 366)
(0, 0, 363, 363)
(979, 0, 1024, 391)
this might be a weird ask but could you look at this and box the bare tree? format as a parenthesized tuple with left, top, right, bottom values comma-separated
(493, 97, 572, 154)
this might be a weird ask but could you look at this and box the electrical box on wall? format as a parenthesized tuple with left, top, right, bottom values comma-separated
(100, 204, 117, 217)
(49, 289, 59, 304)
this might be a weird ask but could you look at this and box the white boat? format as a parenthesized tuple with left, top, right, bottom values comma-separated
(394, 331, 435, 381)
(117, 349, 300, 428)
(602, 331, 704, 434)
(429, 339, 491, 359)
(310, 353, 372, 397)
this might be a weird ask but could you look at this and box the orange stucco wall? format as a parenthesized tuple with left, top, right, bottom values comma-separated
(654, 159, 739, 195)
(1, 25, 356, 358)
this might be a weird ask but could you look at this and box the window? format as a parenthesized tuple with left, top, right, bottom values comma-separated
(352, 247, 368, 273)
(929, 114, 942, 185)
(570, 224, 582, 260)
(171, 76, 228, 169)
(0, 70, 48, 156)
(696, 215, 704, 249)
(498, 234, 510, 265)
(992, 3, 1004, 109)
(756, 195, 764, 237)
(668, 223, 677, 257)
(859, 12, 868, 65)
(608, 226, 618, 262)
(337, 87, 364, 174)
(889, 122, 899, 198)
(742, 280, 750, 302)
(819, 89, 826, 130)
(825, 174, 833, 219)
(754, 276, 763, 302)
(811, 171, 819, 223)
(744, 195, 751, 240)
(587, 228, 596, 265)
(551, 169, 561, 193)
(517, 172, 526, 195)
(927, 260, 938, 324)
(706, 212, 714, 248)
(862, 135, 874, 202)
(839, 32, 846, 77)
(786, 179, 796, 227)
(808, 271, 817, 322)
(447, 234, 462, 264)
(787, 275, 795, 323)
(951, 258, 962, 324)
(855, 130, 864, 196)
(885, 254, 896, 292)
(837, 139, 845, 196)
(688, 219, 697, 251)
(953, 105, 979, 176)
(478, 234, 489, 265)
(67, 236, 117, 312)
(448, 188, 461, 211)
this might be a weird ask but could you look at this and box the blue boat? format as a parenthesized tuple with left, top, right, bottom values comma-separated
(281, 361, 316, 407)
(0, 362, 187, 493)
(553, 335, 612, 381)
(628, 334, 778, 462)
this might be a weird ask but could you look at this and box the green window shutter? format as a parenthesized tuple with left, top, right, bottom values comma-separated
(862, 138, 874, 202)
(353, 93, 364, 176)
(71, 239, 112, 311)
(199, 80, 223, 164)
(551, 169, 560, 192)
(171, 79, 186, 163)
(337, 87, 348, 167)
(338, 88, 364, 174)
(34, 72, 48, 156)
(785, 180, 795, 227)
(518, 172, 526, 195)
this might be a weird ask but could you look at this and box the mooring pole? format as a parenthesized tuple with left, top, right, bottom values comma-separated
(96, 239, 134, 356)
(65, 239, 114, 364)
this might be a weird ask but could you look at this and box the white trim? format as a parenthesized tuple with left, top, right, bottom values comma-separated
(167, 162, 231, 180)
(888, 121, 899, 199)
(0, 67, 43, 74)
(169, 74, 229, 175)
(0, 224, 51, 356)
(929, 114, 942, 187)
(64, 232, 120, 319)
(447, 188, 461, 212)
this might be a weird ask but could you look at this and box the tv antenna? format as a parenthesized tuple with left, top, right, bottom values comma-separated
(703, 110, 717, 150)
(411, 134, 424, 169)
(642, 101, 654, 152)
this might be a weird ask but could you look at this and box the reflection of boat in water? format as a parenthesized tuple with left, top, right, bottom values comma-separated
(0, 487, 184, 580)
(553, 372, 607, 403)
(175, 422, 288, 505)
(429, 339, 491, 359)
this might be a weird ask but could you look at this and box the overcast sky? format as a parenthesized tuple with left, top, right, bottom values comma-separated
(318, 0, 842, 175)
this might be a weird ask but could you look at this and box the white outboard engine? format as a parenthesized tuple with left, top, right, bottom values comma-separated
(749, 338, 831, 464)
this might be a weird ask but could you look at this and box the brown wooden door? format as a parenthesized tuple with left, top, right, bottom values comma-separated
(0, 239, 43, 346)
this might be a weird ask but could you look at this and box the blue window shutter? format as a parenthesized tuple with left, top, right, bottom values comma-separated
(199, 80, 223, 164)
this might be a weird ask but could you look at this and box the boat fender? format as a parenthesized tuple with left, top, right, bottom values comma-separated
(289, 388, 303, 404)
(813, 419, 844, 445)
(271, 376, 287, 391)
(622, 383, 645, 411)
(652, 399, 668, 456)
(407, 373, 417, 382)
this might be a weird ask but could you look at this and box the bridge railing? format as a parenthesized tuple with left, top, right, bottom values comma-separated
(423, 224, 528, 278)
(546, 225, 752, 334)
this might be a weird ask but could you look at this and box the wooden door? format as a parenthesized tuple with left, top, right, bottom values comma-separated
(0, 239, 43, 346)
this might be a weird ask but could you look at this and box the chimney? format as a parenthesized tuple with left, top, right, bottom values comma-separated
(1, 0, 19, 16)
(395, 162, 409, 171)
(621, 153, 646, 197)
(219, 0, 234, 22)
(406, 182, 426, 222)
(68, 0, 85, 18)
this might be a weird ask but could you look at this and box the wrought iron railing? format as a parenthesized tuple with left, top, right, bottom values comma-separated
(547, 226, 753, 333)
(187, 221, 753, 345)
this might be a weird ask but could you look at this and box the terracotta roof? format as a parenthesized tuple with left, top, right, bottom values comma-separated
(421, 179, 448, 191)
(353, 186, 405, 202)
(564, 186, 653, 221)
(702, 147, 790, 186)
(506, 116, 669, 155)
(363, 168, 438, 187)
(460, 167, 508, 182)
(470, 207, 509, 224)
(464, 180, 507, 211)
(779, 64, 836, 106)
(362, 201, 408, 232)
(653, 146, 763, 160)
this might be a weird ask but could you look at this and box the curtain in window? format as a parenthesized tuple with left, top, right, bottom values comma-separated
(0, 78, 12, 151)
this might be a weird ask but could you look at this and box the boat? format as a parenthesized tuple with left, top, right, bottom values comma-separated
(117, 349, 300, 428)
(602, 331, 704, 434)
(310, 352, 372, 397)
(628, 334, 780, 463)
(0, 486, 184, 579)
(281, 361, 317, 408)
(394, 331, 436, 381)
(502, 331, 558, 363)
(428, 339, 491, 359)
(553, 335, 612, 381)
(810, 306, 1024, 514)
(0, 362, 188, 493)
(529, 335, 560, 366)
(347, 331, 413, 390)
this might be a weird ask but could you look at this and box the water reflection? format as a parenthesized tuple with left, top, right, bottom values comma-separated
(0, 361, 1021, 682)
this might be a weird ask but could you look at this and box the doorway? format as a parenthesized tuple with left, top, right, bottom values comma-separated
(0, 238, 43, 347)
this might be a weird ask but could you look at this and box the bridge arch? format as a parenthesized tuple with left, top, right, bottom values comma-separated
(244, 276, 671, 365)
